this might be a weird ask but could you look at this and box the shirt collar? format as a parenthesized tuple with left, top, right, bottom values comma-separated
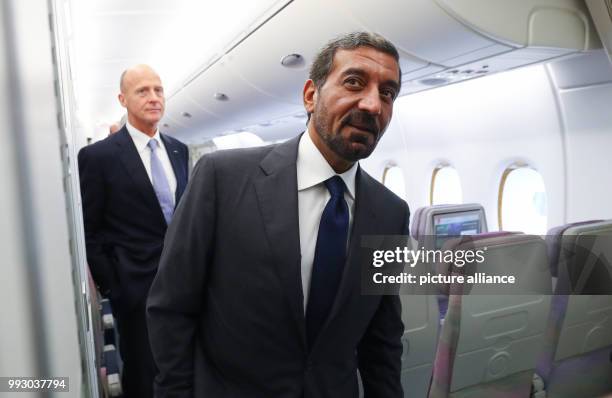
(126, 121, 162, 152)
(296, 129, 358, 200)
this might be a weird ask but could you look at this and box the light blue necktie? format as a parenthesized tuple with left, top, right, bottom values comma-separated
(148, 139, 174, 225)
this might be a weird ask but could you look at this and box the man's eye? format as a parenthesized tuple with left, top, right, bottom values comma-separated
(381, 89, 396, 100)
(345, 78, 362, 88)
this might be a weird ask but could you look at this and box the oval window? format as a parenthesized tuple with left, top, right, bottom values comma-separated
(499, 166, 547, 234)
(382, 165, 406, 200)
(430, 166, 463, 205)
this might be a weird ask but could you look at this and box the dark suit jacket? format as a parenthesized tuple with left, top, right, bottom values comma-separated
(147, 134, 409, 398)
(78, 126, 189, 313)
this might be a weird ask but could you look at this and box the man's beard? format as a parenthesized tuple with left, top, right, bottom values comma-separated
(312, 105, 382, 162)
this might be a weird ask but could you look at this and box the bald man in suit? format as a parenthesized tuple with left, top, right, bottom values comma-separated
(79, 65, 189, 398)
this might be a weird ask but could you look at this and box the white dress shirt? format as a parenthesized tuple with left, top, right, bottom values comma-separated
(297, 130, 358, 311)
(126, 122, 177, 205)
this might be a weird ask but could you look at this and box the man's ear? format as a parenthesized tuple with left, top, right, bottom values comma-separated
(118, 93, 127, 108)
(303, 79, 317, 114)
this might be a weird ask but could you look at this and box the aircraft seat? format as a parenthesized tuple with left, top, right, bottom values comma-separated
(410, 203, 488, 318)
(410, 203, 488, 249)
(405, 204, 490, 397)
(87, 267, 123, 397)
(399, 293, 440, 398)
(536, 220, 612, 398)
(87, 269, 105, 398)
(428, 232, 552, 398)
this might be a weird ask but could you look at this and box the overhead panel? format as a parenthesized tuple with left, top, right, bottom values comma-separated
(548, 50, 612, 90)
(397, 52, 432, 77)
(224, 0, 362, 105)
(586, 0, 612, 64)
(159, 113, 187, 136)
(436, 0, 600, 50)
(185, 58, 297, 128)
(165, 89, 224, 140)
(169, 0, 602, 142)
(399, 0, 600, 95)
(402, 47, 575, 95)
(332, 0, 507, 66)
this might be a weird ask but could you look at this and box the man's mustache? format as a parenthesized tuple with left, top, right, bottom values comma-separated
(340, 110, 380, 136)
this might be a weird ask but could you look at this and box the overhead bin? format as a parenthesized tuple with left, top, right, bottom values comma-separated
(166, 0, 601, 141)
(585, 0, 612, 63)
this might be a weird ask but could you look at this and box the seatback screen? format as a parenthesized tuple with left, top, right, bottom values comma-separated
(433, 211, 483, 249)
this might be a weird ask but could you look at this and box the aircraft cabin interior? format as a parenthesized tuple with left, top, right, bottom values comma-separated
(1, 0, 612, 397)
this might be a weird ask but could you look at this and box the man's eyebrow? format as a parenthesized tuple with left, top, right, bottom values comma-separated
(341, 67, 368, 78)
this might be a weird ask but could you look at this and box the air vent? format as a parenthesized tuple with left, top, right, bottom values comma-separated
(420, 78, 450, 86)
(214, 92, 229, 101)
(280, 53, 305, 68)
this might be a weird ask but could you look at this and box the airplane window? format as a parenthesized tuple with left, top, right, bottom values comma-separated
(430, 166, 463, 205)
(382, 165, 406, 199)
(499, 166, 547, 234)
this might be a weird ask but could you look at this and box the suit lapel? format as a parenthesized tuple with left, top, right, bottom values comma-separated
(254, 135, 306, 348)
(160, 133, 187, 204)
(115, 128, 166, 227)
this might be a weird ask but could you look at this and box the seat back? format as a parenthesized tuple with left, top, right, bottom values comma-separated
(400, 294, 440, 397)
(409, 204, 489, 396)
(430, 233, 552, 397)
(410, 203, 488, 249)
(538, 220, 612, 398)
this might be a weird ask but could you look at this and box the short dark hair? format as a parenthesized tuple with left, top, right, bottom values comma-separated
(309, 31, 402, 90)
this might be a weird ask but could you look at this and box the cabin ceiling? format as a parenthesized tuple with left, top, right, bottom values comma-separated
(68, 0, 286, 140)
(67, 0, 599, 144)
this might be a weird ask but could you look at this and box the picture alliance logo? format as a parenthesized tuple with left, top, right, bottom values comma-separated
(372, 246, 488, 268)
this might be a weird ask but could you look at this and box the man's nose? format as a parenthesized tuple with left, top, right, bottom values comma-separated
(358, 86, 382, 115)
(146, 89, 163, 100)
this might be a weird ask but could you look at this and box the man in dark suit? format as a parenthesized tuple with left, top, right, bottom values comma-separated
(147, 32, 408, 397)
(78, 64, 189, 398)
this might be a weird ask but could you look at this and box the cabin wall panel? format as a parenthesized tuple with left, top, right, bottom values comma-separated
(1, 0, 84, 388)
(362, 65, 565, 232)
(0, 2, 38, 377)
(558, 84, 612, 221)
(548, 51, 612, 222)
(549, 50, 612, 89)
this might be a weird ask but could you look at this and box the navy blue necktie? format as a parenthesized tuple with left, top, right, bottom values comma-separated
(306, 176, 349, 348)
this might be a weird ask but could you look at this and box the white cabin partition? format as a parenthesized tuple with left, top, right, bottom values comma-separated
(0, 0, 92, 396)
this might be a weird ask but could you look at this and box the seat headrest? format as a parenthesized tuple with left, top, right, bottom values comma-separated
(410, 203, 488, 248)
(437, 232, 550, 295)
(546, 220, 604, 278)
(550, 220, 612, 294)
